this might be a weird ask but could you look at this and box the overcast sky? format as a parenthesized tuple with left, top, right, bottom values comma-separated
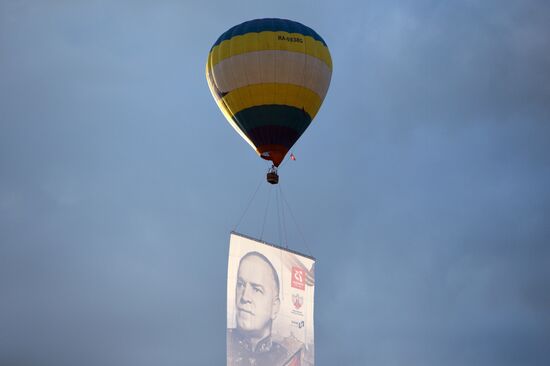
(1, 1, 549, 365)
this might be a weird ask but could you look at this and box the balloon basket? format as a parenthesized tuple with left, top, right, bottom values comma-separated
(267, 167, 279, 184)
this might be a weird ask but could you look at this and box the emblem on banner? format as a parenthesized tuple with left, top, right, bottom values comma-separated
(292, 293, 304, 309)
(291, 267, 305, 290)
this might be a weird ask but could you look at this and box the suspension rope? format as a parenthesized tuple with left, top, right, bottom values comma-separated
(233, 175, 264, 232)
(231, 164, 310, 256)
(279, 182, 313, 257)
(259, 184, 272, 240)
(278, 184, 288, 248)
(275, 185, 287, 248)
(275, 186, 281, 246)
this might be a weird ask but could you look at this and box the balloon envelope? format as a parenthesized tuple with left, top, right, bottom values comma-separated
(206, 18, 332, 166)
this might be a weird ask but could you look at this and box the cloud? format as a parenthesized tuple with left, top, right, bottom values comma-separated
(1, 1, 549, 365)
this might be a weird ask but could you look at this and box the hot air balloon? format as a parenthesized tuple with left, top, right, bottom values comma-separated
(206, 18, 332, 184)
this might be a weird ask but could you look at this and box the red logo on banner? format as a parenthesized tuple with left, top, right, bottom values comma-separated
(291, 267, 305, 290)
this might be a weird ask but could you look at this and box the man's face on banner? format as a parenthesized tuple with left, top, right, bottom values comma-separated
(235, 254, 280, 335)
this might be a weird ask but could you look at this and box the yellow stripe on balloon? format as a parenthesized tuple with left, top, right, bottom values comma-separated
(208, 31, 332, 70)
(220, 83, 322, 119)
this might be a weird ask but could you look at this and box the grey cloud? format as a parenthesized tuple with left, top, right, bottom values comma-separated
(1, 0, 549, 365)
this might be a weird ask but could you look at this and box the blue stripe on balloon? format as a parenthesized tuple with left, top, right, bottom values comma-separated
(212, 18, 327, 48)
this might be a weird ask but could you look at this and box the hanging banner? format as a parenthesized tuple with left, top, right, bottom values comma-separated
(227, 232, 315, 366)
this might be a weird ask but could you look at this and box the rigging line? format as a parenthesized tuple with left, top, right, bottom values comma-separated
(260, 184, 272, 241)
(276, 186, 286, 248)
(275, 186, 281, 247)
(278, 184, 288, 248)
(275, 184, 282, 246)
(276, 185, 285, 246)
(279, 182, 313, 257)
(233, 174, 264, 232)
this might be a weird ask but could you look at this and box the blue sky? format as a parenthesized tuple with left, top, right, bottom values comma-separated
(1, 1, 549, 365)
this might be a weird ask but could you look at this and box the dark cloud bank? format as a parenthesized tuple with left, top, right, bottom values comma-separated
(1, 1, 549, 365)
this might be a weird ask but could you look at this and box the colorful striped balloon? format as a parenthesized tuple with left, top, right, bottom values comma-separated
(206, 18, 332, 167)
